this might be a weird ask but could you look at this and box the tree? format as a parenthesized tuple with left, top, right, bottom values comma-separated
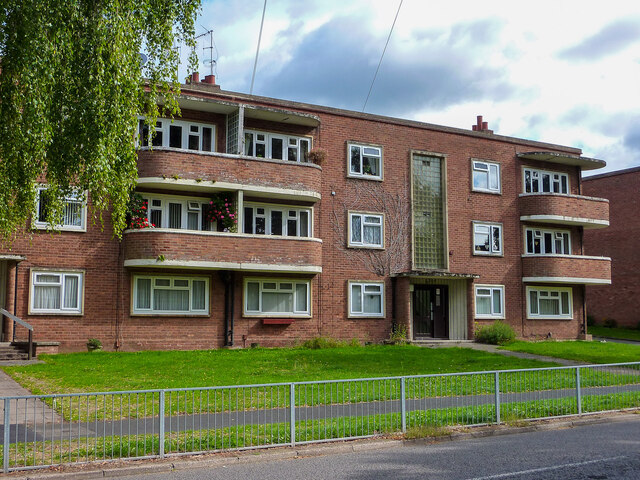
(0, 0, 200, 241)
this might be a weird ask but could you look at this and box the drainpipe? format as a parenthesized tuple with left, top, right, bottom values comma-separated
(391, 277, 397, 332)
(12, 262, 18, 343)
(229, 271, 235, 346)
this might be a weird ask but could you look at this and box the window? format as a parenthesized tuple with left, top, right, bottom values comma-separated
(349, 281, 384, 317)
(525, 228, 571, 255)
(523, 168, 569, 194)
(30, 270, 83, 314)
(243, 204, 311, 237)
(138, 118, 215, 152)
(349, 212, 384, 248)
(139, 194, 217, 231)
(348, 143, 382, 179)
(474, 285, 504, 319)
(473, 222, 502, 255)
(527, 286, 572, 319)
(133, 275, 209, 315)
(244, 279, 310, 317)
(34, 187, 86, 231)
(244, 130, 311, 162)
(472, 160, 500, 193)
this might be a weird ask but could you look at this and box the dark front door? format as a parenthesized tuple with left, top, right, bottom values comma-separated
(412, 285, 448, 339)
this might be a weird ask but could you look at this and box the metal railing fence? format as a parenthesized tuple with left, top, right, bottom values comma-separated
(1, 362, 639, 472)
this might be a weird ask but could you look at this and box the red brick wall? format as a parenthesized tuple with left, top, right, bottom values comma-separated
(519, 193, 609, 223)
(583, 169, 640, 327)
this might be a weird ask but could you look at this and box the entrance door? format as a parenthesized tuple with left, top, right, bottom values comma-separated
(412, 285, 448, 339)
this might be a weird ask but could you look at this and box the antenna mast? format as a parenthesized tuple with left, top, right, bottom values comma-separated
(196, 27, 217, 77)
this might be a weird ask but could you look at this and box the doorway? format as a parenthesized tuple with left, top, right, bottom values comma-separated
(412, 285, 448, 339)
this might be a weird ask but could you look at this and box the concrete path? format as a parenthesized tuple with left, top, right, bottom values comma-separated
(0, 369, 60, 426)
(419, 341, 589, 366)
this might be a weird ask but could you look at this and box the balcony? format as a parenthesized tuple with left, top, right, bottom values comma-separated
(136, 149, 321, 202)
(123, 229, 322, 274)
(519, 193, 609, 229)
(521, 255, 611, 285)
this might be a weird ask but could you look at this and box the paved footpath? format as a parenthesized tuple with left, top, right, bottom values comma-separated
(0, 366, 60, 426)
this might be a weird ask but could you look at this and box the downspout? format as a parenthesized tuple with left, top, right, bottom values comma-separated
(12, 262, 18, 342)
(229, 271, 235, 346)
(582, 285, 587, 335)
(222, 271, 230, 346)
(391, 276, 397, 332)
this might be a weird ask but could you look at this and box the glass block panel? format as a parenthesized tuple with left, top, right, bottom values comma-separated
(412, 154, 446, 269)
(226, 110, 239, 154)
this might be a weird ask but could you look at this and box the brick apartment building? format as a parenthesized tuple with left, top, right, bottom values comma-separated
(0, 76, 613, 352)
(583, 167, 640, 328)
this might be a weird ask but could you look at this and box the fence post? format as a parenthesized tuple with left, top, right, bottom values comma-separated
(494, 372, 501, 424)
(159, 391, 165, 458)
(400, 377, 406, 433)
(575, 367, 582, 416)
(290, 383, 296, 447)
(3, 399, 10, 473)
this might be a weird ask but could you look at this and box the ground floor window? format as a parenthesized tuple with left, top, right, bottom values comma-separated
(133, 275, 209, 315)
(244, 279, 310, 317)
(526, 286, 572, 319)
(30, 270, 83, 314)
(474, 285, 504, 319)
(349, 281, 384, 317)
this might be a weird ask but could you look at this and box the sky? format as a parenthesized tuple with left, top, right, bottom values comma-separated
(180, 0, 640, 175)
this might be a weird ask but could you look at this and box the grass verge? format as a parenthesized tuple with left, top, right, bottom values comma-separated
(501, 340, 640, 364)
(588, 326, 640, 342)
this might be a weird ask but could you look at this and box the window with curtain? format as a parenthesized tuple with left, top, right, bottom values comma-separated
(30, 270, 83, 314)
(474, 285, 504, 319)
(34, 187, 86, 231)
(349, 212, 383, 248)
(133, 276, 209, 315)
(349, 281, 384, 317)
(244, 279, 310, 316)
(527, 286, 572, 319)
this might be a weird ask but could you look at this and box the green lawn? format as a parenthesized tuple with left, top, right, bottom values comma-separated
(501, 340, 640, 364)
(588, 326, 640, 342)
(2, 345, 554, 395)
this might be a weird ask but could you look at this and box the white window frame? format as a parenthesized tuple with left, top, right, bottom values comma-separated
(473, 222, 502, 256)
(523, 168, 569, 194)
(34, 186, 87, 232)
(525, 228, 571, 255)
(138, 193, 218, 231)
(348, 212, 384, 249)
(348, 281, 385, 318)
(132, 275, 210, 315)
(243, 129, 311, 163)
(472, 159, 501, 193)
(526, 286, 573, 319)
(348, 143, 383, 180)
(138, 117, 216, 152)
(243, 278, 311, 317)
(243, 203, 312, 237)
(474, 285, 505, 319)
(29, 269, 84, 315)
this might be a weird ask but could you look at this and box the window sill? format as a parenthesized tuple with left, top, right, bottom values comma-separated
(475, 315, 505, 320)
(348, 245, 385, 250)
(348, 314, 385, 319)
(526, 316, 573, 321)
(261, 318, 295, 325)
(347, 174, 383, 182)
(472, 252, 503, 257)
(471, 189, 501, 195)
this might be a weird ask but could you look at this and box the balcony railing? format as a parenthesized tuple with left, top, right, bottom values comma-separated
(521, 254, 611, 285)
(123, 229, 322, 273)
(137, 149, 321, 201)
(519, 193, 609, 229)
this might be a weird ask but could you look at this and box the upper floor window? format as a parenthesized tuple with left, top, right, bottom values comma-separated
(349, 212, 384, 248)
(244, 130, 311, 162)
(133, 275, 209, 315)
(527, 286, 572, 319)
(243, 204, 311, 237)
(34, 187, 86, 231)
(30, 270, 83, 314)
(244, 279, 310, 317)
(138, 118, 215, 152)
(525, 228, 571, 255)
(348, 143, 382, 180)
(523, 168, 568, 194)
(473, 222, 502, 255)
(472, 160, 500, 193)
(140, 194, 217, 231)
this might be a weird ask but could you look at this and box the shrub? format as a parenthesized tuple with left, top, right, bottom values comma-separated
(86, 338, 102, 351)
(301, 337, 342, 349)
(388, 325, 408, 345)
(603, 318, 618, 328)
(474, 321, 516, 345)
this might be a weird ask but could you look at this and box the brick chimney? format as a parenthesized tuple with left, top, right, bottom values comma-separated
(472, 115, 493, 134)
(202, 74, 216, 85)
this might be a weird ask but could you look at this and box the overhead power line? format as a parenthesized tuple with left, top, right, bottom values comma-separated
(250, 0, 268, 95)
(362, 0, 403, 112)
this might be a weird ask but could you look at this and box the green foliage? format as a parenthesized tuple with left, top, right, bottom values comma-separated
(86, 338, 102, 351)
(205, 192, 238, 232)
(588, 326, 640, 342)
(503, 340, 640, 364)
(388, 324, 408, 345)
(474, 321, 516, 345)
(0, 0, 201, 241)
